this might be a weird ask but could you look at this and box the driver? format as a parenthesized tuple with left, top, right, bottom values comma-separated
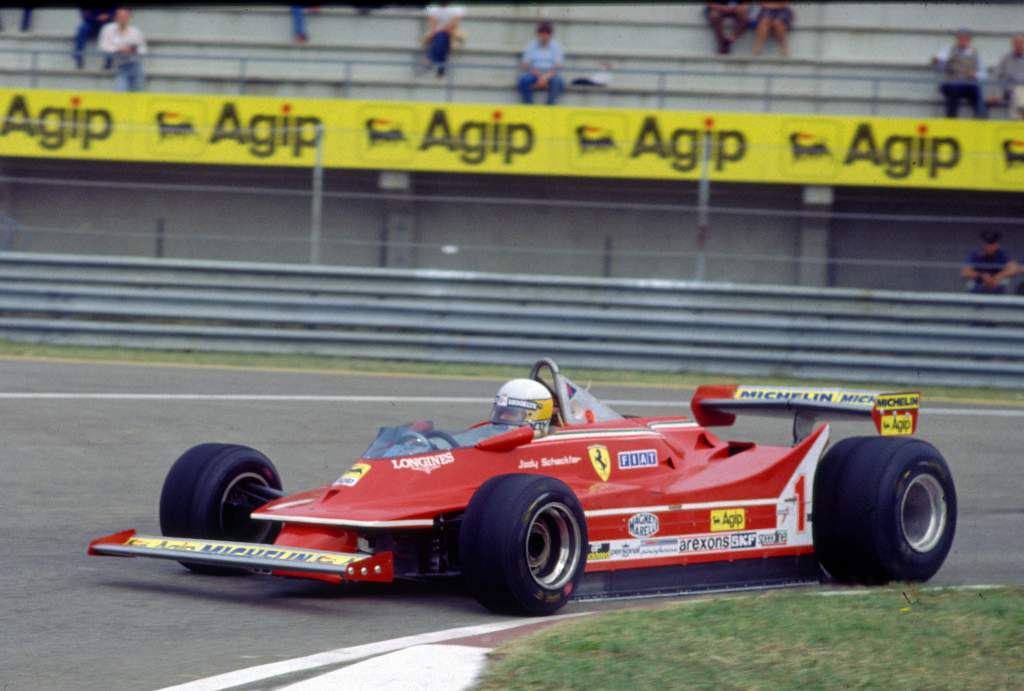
(490, 379, 554, 438)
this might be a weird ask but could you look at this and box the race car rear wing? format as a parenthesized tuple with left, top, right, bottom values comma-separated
(691, 385, 920, 443)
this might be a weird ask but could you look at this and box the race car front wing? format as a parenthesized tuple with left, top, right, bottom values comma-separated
(88, 530, 393, 582)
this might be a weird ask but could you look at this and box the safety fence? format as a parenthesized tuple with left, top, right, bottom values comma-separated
(1, 251, 1021, 388)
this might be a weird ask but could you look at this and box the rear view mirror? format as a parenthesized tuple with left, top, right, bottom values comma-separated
(475, 426, 534, 452)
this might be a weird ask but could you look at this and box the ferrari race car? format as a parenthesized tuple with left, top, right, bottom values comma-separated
(89, 359, 957, 615)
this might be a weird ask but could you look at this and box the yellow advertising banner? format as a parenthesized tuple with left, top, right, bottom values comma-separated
(1, 88, 1023, 192)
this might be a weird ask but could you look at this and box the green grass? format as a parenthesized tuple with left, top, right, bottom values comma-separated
(477, 587, 1024, 691)
(0, 338, 1021, 404)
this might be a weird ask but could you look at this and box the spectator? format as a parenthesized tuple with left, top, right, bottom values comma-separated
(961, 230, 1017, 294)
(0, 8, 33, 32)
(996, 33, 1024, 119)
(518, 21, 565, 105)
(99, 8, 147, 92)
(290, 5, 321, 44)
(705, 2, 750, 55)
(932, 28, 986, 119)
(751, 2, 792, 57)
(423, 3, 465, 77)
(73, 6, 116, 69)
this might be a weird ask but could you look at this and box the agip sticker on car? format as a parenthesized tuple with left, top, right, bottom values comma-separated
(872, 392, 920, 437)
(710, 508, 746, 532)
(334, 462, 371, 487)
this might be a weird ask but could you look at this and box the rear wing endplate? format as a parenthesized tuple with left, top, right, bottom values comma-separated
(691, 385, 920, 443)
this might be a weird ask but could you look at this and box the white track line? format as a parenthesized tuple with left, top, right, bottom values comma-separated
(154, 613, 589, 691)
(0, 393, 1022, 416)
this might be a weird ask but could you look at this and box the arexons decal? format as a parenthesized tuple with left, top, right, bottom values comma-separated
(0, 94, 112, 150)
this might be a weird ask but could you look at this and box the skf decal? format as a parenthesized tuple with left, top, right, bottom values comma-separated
(789, 131, 831, 160)
(843, 122, 959, 179)
(627, 512, 660, 538)
(209, 102, 321, 158)
(618, 449, 658, 469)
(1003, 139, 1024, 168)
(710, 508, 746, 532)
(588, 444, 612, 482)
(334, 462, 371, 487)
(0, 94, 112, 150)
(418, 108, 533, 164)
(629, 115, 746, 173)
(366, 117, 407, 146)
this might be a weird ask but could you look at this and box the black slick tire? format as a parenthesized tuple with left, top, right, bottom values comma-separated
(459, 474, 587, 615)
(159, 443, 283, 575)
(813, 436, 956, 584)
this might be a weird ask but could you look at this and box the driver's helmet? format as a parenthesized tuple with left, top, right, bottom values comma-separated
(490, 378, 553, 438)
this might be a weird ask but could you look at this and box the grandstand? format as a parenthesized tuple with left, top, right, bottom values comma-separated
(1, 4, 1021, 114)
(0, 4, 1022, 293)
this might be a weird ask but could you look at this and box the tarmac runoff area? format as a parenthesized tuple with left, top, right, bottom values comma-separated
(0, 358, 1022, 690)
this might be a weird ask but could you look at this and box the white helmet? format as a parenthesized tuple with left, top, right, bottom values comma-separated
(491, 378, 554, 438)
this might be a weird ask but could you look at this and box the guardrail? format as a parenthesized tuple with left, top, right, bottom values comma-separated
(1, 251, 1022, 388)
(2, 46, 1001, 114)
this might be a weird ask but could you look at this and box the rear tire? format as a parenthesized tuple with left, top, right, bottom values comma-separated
(813, 436, 956, 584)
(460, 474, 587, 615)
(159, 443, 283, 575)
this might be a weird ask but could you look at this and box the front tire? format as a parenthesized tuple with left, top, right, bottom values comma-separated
(460, 474, 587, 615)
(159, 443, 283, 575)
(813, 436, 956, 584)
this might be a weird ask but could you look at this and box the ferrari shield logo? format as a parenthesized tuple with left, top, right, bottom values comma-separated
(588, 445, 612, 482)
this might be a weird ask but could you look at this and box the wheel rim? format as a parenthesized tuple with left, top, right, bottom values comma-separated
(525, 501, 581, 590)
(220, 472, 273, 543)
(900, 473, 948, 553)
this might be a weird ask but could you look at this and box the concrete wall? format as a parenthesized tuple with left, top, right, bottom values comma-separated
(2, 156, 1019, 292)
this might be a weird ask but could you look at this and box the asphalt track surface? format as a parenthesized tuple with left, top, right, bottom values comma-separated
(1, 359, 1022, 691)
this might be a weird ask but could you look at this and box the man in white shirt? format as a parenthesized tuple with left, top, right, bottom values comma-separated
(99, 8, 148, 92)
(518, 22, 565, 105)
(931, 27, 985, 118)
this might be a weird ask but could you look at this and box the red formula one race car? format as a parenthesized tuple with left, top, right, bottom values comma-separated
(89, 359, 957, 615)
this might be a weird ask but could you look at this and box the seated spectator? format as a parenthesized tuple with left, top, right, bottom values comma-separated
(290, 5, 321, 44)
(961, 230, 1017, 294)
(73, 6, 115, 69)
(751, 2, 792, 57)
(518, 21, 565, 105)
(423, 3, 465, 77)
(99, 8, 147, 92)
(932, 28, 986, 119)
(705, 2, 750, 55)
(996, 33, 1024, 119)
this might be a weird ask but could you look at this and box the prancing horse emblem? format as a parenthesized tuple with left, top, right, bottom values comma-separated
(588, 444, 611, 482)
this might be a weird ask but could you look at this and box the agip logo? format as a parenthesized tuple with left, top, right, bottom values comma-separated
(207, 101, 322, 159)
(568, 111, 628, 171)
(995, 126, 1024, 184)
(357, 105, 416, 164)
(781, 119, 841, 179)
(0, 93, 112, 151)
(147, 99, 208, 157)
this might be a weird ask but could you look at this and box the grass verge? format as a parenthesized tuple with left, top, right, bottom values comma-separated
(477, 586, 1024, 690)
(0, 338, 1021, 404)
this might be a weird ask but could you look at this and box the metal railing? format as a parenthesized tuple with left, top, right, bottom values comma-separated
(3, 46, 1008, 114)
(1, 251, 1022, 388)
